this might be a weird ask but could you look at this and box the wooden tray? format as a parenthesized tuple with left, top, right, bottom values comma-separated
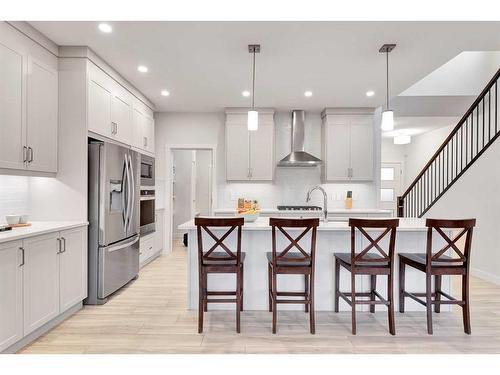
(8, 223, 32, 228)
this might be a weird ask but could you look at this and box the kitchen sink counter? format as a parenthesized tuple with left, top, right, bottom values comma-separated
(0, 221, 88, 244)
(213, 207, 393, 217)
(179, 217, 453, 312)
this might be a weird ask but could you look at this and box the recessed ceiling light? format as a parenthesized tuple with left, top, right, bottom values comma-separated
(366, 90, 375, 97)
(242, 90, 251, 97)
(98, 23, 112, 33)
(304, 91, 313, 97)
(137, 65, 148, 73)
(161, 90, 170, 97)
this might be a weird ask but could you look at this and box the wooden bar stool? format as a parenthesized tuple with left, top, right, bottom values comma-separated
(267, 217, 319, 334)
(334, 218, 399, 335)
(399, 218, 476, 335)
(194, 217, 245, 333)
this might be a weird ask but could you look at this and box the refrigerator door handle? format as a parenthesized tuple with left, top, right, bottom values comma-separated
(127, 153, 136, 234)
(123, 153, 131, 231)
(121, 156, 127, 226)
(106, 234, 140, 253)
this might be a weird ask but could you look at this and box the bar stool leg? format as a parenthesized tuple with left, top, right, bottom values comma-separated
(387, 272, 395, 335)
(351, 272, 357, 335)
(268, 263, 272, 312)
(309, 272, 315, 334)
(370, 275, 377, 313)
(399, 258, 406, 313)
(426, 272, 433, 334)
(198, 269, 204, 334)
(305, 274, 309, 313)
(236, 269, 242, 333)
(240, 264, 244, 312)
(272, 269, 277, 334)
(203, 271, 208, 312)
(434, 275, 442, 313)
(462, 273, 471, 334)
(334, 258, 340, 313)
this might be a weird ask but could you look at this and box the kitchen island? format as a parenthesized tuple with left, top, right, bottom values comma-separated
(178, 217, 452, 312)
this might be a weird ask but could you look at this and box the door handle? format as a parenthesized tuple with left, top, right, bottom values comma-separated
(143, 136, 147, 147)
(28, 147, 34, 163)
(61, 237, 66, 253)
(127, 153, 135, 233)
(23, 146, 28, 163)
(57, 238, 62, 254)
(19, 247, 25, 267)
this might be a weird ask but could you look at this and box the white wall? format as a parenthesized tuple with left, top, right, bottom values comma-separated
(0, 176, 29, 224)
(425, 137, 500, 285)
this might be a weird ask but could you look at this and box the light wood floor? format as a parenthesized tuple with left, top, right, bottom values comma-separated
(20, 242, 500, 354)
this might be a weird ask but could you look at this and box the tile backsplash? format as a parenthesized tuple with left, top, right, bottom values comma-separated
(0, 175, 29, 224)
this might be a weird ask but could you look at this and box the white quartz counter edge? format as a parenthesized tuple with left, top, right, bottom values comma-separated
(0, 221, 89, 244)
(214, 208, 392, 215)
(179, 217, 428, 232)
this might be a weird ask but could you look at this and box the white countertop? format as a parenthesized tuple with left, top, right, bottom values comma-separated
(213, 208, 392, 215)
(179, 217, 427, 232)
(0, 221, 88, 244)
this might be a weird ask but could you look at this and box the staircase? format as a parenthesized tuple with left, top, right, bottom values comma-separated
(397, 68, 500, 218)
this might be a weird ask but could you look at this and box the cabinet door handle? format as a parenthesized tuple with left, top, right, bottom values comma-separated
(23, 146, 28, 163)
(111, 122, 117, 134)
(19, 247, 25, 267)
(57, 238, 62, 254)
(28, 147, 34, 163)
(61, 237, 66, 253)
(143, 136, 147, 147)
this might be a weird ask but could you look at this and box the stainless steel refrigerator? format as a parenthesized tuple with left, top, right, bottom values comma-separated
(86, 140, 140, 305)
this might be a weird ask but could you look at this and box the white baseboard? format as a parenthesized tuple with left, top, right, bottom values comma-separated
(472, 267, 500, 286)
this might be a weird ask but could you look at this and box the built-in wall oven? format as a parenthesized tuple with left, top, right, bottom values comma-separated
(140, 188, 156, 236)
(140, 155, 155, 187)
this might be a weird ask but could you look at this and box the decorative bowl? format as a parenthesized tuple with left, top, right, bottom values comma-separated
(237, 211, 260, 222)
(6, 215, 21, 225)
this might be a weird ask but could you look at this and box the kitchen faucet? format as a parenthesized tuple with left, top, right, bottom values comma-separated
(306, 185, 328, 222)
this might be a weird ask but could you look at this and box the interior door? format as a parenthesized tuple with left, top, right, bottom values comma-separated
(380, 162, 403, 212)
(0, 42, 25, 170)
(101, 142, 129, 246)
(26, 56, 58, 173)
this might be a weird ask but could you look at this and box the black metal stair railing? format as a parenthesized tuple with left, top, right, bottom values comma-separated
(397, 68, 500, 218)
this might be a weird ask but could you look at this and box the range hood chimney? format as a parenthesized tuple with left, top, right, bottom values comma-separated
(277, 110, 322, 167)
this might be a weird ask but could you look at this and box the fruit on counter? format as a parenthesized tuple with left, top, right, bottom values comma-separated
(237, 198, 260, 214)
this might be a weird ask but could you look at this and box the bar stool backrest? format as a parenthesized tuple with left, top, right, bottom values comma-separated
(269, 217, 319, 266)
(194, 217, 244, 265)
(349, 218, 400, 265)
(425, 218, 476, 267)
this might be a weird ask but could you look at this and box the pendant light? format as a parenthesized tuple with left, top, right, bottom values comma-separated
(379, 44, 396, 131)
(247, 44, 260, 131)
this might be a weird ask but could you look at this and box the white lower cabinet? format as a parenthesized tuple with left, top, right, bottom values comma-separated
(0, 225, 87, 352)
(59, 227, 87, 313)
(23, 232, 60, 335)
(155, 210, 164, 253)
(139, 233, 155, 266)
(0, 241, 23, 352)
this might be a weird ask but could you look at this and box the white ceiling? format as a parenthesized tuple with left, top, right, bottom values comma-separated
(30, 21, 500, 112)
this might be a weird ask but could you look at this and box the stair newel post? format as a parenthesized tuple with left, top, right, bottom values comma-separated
(397, 196, 404, 218)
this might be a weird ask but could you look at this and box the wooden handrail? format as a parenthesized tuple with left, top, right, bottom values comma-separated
(400, 68, 500, 200)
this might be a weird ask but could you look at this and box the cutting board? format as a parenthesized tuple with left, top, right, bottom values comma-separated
(8, 223, 32, 228)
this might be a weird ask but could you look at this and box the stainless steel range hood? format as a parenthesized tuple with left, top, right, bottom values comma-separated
(277, 110, 322, 167)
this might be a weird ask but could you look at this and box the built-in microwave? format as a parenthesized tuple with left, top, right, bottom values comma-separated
(140, 155, 155, 187)
(140, 188, 155, 236)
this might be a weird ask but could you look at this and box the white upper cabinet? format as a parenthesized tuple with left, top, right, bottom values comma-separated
(226, 123, 250, 180)
(0, 27, 58, 174)
(22, 232, 60, 336)
(225, 109, 275, 181)
(88, 79, 113, 138)
(88, 62, 154, 153)
(321, 109, 374, 182)
(0, 241, 23, 352)
(26, 57, 58, 173)
(0, 42, 25, 171)
(132, 103, 155, 155)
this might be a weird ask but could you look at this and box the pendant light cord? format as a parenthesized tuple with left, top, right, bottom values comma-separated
(252, 49, 256, 109)
(386, 50, 389, 111)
